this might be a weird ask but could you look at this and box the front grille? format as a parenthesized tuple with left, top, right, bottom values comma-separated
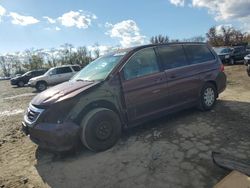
(27, 109, 39, 122)
(24, 104, 44, 126)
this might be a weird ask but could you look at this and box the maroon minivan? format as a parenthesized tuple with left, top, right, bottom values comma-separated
(22, 43, 227, 152)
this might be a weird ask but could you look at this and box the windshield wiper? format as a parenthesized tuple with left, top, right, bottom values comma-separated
(75, 79, 94, 82)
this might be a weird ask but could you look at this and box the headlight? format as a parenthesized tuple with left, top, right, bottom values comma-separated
(225, 55, 230, 59)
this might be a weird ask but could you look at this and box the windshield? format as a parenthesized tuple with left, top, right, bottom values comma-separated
(72, 53, 125, 81)
(22, 71, 31, 76)
(214, 47, 231, 54)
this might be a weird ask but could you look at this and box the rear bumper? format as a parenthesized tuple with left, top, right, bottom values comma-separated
(22, 121, 80, 151)
(216, 72, 227, 94)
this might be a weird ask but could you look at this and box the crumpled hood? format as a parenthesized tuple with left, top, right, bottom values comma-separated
(31, 80, 100, 107)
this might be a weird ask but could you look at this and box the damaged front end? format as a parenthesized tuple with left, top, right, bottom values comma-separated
(22, 99, 81, 151)
(22, 80, 101, 151)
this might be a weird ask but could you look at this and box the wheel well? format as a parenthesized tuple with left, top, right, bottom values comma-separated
(36, 80, 47, 86)
(75, 100, 122, 125)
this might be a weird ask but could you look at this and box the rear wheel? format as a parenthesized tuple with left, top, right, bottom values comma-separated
(36, 81, 47, 92)
(17, 81, 24, 87)
(80, 108, 121, 152)
(198, 83, 217, 111)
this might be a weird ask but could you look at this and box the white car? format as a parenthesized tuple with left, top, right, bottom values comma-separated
(244, 54, 250, 65)
(28, 65, 81, 91)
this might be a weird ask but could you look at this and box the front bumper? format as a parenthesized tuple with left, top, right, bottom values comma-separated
(28, 81, 36, 87)
(244, 59, 250, 65)
(219, 56, 230, 64)
(10, 80, 17, 85)
(22, 121, 80, 151)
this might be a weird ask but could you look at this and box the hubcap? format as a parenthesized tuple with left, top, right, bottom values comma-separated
(38, 84, 46, 91)
(204, 88, 215, 106)
(95, 121, 112, 140)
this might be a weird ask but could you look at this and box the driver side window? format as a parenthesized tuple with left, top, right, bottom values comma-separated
(49, 69, 57, 75)
(123, 48, 159, 80)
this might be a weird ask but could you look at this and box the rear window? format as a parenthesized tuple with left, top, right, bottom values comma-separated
(72, 66, 81, 71)
(56, 67, 72, 74)
(184, 45, 215, 64)
(157, 45, 188, 70)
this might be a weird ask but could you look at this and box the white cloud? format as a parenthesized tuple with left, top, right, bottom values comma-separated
(43, 16, 56, 24)
(9, 12, 39, 26)
(0, 5, 6, 22)
(45, 26, 61, 31)
(169, 0, 185, 6)
(58, 10, 97, 29)
(105, 20, 146, 47)
(168, 0, 250, 32)
(88, 45, 115, 56)
(215, 24, 233, 35)
(192, 0, 250, 21)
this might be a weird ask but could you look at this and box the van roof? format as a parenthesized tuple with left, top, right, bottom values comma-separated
(108, 42, 208, 56)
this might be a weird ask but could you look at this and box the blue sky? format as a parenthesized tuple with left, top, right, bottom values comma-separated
(0, 0, 249, 53)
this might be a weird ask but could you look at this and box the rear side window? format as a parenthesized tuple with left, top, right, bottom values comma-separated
(72, 66, 81, 71)
(33, 71, 43, 76)
(123, 48, 159, 80)
(158, 45, 188, 70)
(56, 67, 72, 74)
(184, 45, 215, 64)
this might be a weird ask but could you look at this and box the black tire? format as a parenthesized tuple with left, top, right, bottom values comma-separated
(229, 58, 234, 65)
(198, 83, 217, 111)
(17, 81, 24, 87)
(36, 81, 47, 92)
(80, 108, 121, 152)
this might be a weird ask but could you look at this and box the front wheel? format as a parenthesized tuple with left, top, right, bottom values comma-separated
(80, 108, 121, 152)
(36, 81, 47, 92)
(198, 83, 217, 111)
(17, 81, 24, 87)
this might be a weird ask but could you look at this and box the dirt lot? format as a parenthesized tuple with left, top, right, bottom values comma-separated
(0, 65, 249, 188)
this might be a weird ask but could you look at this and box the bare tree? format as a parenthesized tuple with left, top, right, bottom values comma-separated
(150, 35, 169, 44)
(182, 36, 205, 42)
(206, 25, 250, 46)
(0, 56, 12, 77)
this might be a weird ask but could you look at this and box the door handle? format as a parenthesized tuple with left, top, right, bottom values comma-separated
(170, 75, 177, 79)
(152, 89, 161, 94)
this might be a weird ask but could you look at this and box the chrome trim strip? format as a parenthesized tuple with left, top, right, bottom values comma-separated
(24, 103, 44, 127)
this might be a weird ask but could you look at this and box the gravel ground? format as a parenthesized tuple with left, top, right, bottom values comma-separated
(0, 65, 249, 188)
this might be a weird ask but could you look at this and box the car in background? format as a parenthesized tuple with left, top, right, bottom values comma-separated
(22, 43, 227, 152)
(246, 45, 250, 53)
(244, 54, 250, 65)
(0, 76, 11, 80)
(244, 54, 250, 76)
(231, 46, 249, 64)
(28, 65, 81, 91)
(10, 70, 47, 87)
(213, 47, 233, 64)
(214, 46, 248, 65)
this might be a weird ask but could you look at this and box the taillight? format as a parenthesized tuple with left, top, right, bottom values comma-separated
(220, 64, 224, 72)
